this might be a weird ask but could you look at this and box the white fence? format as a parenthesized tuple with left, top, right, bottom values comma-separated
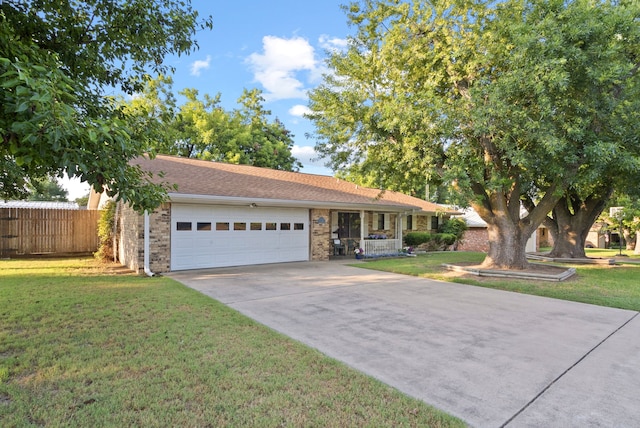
(362, 239, 402, 257)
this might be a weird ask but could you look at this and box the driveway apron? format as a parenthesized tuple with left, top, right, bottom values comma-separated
(168, 261, 640, 428)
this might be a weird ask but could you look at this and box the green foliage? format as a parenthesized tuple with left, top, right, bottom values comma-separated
(25, 177, 68, 201)
(439, 218, 468, 241)
(74, 194, 90, 207)
(95, 201, 116, 261)
(404, 232, 456, 249)
(122, 79, 302, 171)
(0, 1, 212, 211)
(309, 0, 640, 267)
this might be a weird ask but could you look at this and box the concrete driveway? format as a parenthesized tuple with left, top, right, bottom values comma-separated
(168, 261, 640, 427)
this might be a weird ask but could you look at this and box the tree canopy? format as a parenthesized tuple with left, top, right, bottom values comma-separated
(121, 77, 302, 171)
(26, 177, 68, 202)
(308, 0, 640, 269)
(0, 0, 212, 211)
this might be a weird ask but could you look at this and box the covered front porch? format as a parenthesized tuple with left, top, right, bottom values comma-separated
(329, 209, 405, 258)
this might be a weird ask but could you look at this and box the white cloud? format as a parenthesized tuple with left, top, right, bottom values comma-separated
(289, 104, 312, 117)
(291, 145, 321, 166)
(319, 35, 348, 51)
(246, 36, 318, 101)
(190, 55, 211, 76)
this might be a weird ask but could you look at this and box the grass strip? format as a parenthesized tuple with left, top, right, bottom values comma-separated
(0, 258, 463, 427)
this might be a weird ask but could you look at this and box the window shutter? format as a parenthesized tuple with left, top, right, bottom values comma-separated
(384, 214, 390, 230)
(402, 215, 407, 229)
(412, 215, 418, 230)
(331, 212, 339, 237)
(373, 213, 379, 229)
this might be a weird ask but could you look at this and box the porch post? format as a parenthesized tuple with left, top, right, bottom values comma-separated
(360, 210, 365, 243)
(397, 213, 402, 249)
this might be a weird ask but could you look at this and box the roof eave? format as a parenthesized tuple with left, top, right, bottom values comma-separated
(168, 193, 419, 212)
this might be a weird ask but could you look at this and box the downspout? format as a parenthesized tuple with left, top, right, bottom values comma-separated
(143, 210, 155, 277)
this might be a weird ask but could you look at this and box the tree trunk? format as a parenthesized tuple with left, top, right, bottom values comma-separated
(623, 229, 634, 250)
(546, 189, 612, 259)
(482, 219, 530, 269)
(635, 232, 640, 255)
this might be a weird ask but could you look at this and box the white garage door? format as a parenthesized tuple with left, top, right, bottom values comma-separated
(171, 204, 310, 271)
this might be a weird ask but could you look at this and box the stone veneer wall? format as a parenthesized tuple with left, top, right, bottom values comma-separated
(366, 212, 398, 239)
(310, 208, 331, 261)
(117, 202, 171, 274)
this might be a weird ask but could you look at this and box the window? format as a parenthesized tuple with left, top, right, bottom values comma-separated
(294, 223, 304, 230)
(337, 212, 361, 238)
(234, 222, 246, 231)
(250, 222, 262, 231)
(216, 222, 229, 231)
(431, 216, 439, 230)
(407, 215, 413, 230)
(176, 222, 192, 231)
(197, 222, 211, 231)
(377, 214, 385, 230)
(280, 223, 291, 230)
(266, 222, 277, 230)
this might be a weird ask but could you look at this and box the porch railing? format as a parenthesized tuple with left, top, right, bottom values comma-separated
(362, 238, 402, 257)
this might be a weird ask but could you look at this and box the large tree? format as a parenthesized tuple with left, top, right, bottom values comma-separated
(307, 0, 640, 269)
(0, 0, 212, 211)
(123, 78, 302, 171)
(26, 176, 69, 202)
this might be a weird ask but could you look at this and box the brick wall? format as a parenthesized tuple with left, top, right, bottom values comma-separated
(117, 202, 143, 273)
(117, 202, 171, 274)
(457, 228, 489, 252)
(310, 209, 330, 261)
(149, 203, 171, 273)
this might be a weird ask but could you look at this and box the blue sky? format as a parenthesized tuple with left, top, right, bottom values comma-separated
(63, 0, 352, 199)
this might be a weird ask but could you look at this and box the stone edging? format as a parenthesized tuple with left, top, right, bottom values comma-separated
(442, 263, 576, 282)
(527, 254, 615, 265)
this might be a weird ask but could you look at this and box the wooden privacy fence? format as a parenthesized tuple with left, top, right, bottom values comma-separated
(0, 208, 101, 257)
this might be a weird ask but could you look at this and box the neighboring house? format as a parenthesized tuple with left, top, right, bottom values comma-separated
(585, 221, 608, 248)
(453, 207, 540, 253)
(453, 207, 491, 252)
(90, 154, 458, 273)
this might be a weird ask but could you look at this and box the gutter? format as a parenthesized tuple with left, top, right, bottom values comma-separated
(143, 210, 155, 277)
(168, 193, 418, 212)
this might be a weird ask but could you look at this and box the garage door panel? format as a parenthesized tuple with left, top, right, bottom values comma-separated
(171, 204, 309, 270)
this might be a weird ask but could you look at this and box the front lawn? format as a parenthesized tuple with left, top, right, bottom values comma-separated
(0, 258, 463, 427)
(359, 251, 640, 312)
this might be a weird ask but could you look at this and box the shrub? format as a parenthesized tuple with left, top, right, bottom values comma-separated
(95, 200, 116, 261)
(404, 232, 433, 247)
(439, 218, 468, 240)
(404, 232, 457, 250)
(436, 233, 457, 246)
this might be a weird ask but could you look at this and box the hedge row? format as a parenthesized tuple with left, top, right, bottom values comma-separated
(404, 232, 457, 247)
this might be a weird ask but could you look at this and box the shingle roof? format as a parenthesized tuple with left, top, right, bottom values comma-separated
(453, 207, 488, 228)
(134, 154, 457, 214)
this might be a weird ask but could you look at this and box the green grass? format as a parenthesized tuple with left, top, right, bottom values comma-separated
(0, 258, 463, 428)
(359, 251, 640, 312)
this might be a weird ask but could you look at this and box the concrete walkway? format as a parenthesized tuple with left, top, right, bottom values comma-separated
(168, 261, 640, 427)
